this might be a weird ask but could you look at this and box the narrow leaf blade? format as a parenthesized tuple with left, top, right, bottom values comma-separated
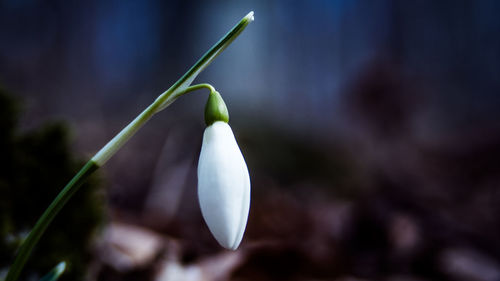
(39, 261, 66, 281)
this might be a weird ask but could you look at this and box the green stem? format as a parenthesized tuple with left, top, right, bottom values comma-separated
(5, 11, 253, 281)
(179, 83, 217, 96)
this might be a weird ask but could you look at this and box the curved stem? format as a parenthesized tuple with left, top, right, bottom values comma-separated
(178, 83, 216, 97)
(5, 11, 253, 281)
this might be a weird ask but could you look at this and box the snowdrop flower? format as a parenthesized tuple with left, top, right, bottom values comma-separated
(197, 90, 250, 250)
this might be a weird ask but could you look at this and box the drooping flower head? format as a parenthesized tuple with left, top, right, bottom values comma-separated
(197, 91, 250, 250)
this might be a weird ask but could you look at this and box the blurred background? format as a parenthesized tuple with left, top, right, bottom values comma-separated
(1, 0, 500, 280)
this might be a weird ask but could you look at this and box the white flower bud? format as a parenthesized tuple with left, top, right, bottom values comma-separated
(197, 121, 250, 250)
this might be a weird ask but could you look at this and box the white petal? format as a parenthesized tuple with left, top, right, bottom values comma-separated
(197, 121, 250, 250)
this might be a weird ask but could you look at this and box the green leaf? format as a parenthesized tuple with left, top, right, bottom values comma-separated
(39, 262, 66, 281)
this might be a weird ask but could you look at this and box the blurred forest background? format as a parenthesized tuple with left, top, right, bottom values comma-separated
(1, 0, 500, 280)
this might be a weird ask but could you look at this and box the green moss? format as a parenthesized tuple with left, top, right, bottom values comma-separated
(0, 87, 104, 281)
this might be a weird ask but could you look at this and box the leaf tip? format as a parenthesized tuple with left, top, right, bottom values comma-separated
(245, 11, 255, 23)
